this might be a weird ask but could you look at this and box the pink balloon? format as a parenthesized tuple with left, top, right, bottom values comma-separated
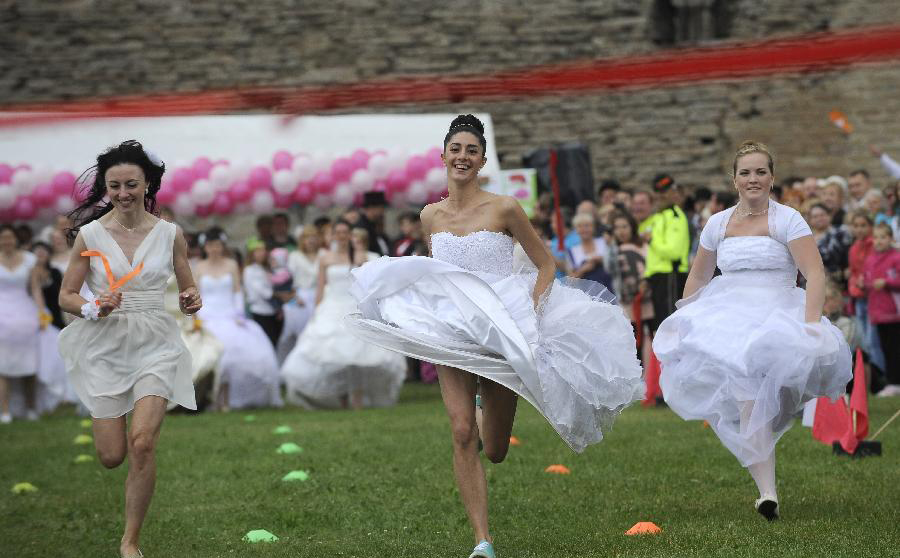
(31, 183, 56, 207)
(373, 180, 387, 193)
(330, 158, 354, 183)
(386, 169, 409, 194)
(426, 147, 444, 166)
(13, 197, 36, 220)
(294, 183, 314, 205)
(311, 171, 335, 195)
(172, 168, 195, 192)
(157, 186, 176, 205)
(350, 149, 371, 169)
(405, 155, 429, 181)
(192, 157, 214, 179)
(228, 180, 253, 203)
(195, 203, 213, 218)
(0, 164, 14, 184)
(274, 191, 293, 209)
(272, 150, 294, 171)
(51, 171, 76, 195)
(212, 192, 234, 215)
(248, 166, 273, 191)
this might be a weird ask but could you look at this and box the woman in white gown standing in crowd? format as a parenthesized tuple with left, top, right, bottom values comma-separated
(281, 220, 406, 410)
(653, 141, 852, 521)
(346, 115, 643, 558)
(0, 224, 46, 423)
(57, 140, 201, 558)
(193, 229, 282, 411)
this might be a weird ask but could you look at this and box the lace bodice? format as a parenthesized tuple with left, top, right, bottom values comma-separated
(431, 231, 515, 276)
(717, 236, 798, 286)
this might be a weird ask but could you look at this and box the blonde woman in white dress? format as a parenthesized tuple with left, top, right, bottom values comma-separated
(654, 141, 852, 520)
(58, 141, 200, 558)
(281, 220, 406, 410)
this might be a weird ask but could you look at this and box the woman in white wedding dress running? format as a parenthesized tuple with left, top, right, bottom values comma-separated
(653, 141, 852, 521)
(346, 114, 643, 558)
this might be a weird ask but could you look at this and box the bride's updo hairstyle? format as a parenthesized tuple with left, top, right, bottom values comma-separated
(732, 140, 775, 176)
(443, 114, 487, 154)
(67, 140, 166, 242)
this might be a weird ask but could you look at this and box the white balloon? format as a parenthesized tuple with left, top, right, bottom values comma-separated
(54, 195, 75, 214)
(333, 183, 354, 206)
(350, 169, 375, 192)
(407, 180, 428, 205)
(251, 190, 275, 213)
(209, 164, 232, 192)
(229, 159, 254, 183)
(273, 169, 295, 195)
(385, 149, 409, 171)
(291, 155, 316, 182)
(367, 153, 391, 180)
(30, 165, 55, 185)
(11, 169, 36, 196)
(425, 167, 447, 192)
(310, 151, 332, 174)
(173, 192, 196, 216)
(0, 186, 15, 210)
(190, 179, 216, 206)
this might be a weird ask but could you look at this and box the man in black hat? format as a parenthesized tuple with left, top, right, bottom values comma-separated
(358, 191, 392, 256)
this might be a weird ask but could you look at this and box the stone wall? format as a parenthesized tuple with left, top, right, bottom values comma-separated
(3, 0, 900, 192)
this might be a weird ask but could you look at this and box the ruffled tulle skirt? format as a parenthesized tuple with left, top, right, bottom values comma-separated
(345, 256, 644, 452)
(653, 274, 852, 466)
(200, 314, 283, 409)
(281, 287, 407, 409)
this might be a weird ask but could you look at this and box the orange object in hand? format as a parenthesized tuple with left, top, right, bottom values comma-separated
(81, 250, 143, 305)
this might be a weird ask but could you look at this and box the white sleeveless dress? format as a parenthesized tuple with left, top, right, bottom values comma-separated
(346, 230, 644, 452)
(58, 220, 196, 418)
(653, 201, 853, 466)
(281, 260, 407, 409)
(196, 273, 283, 409)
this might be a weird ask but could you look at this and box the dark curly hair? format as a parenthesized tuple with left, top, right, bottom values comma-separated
(443, 114, 487, 154)
(66, 140, 165, 242)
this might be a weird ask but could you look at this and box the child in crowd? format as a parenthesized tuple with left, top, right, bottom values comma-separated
(847, 210, 887, 382)
(863, 223, 900, 396)
(823, 282, 861, 353)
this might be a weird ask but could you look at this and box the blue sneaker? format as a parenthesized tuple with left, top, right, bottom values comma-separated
(469, 539, 495, 558)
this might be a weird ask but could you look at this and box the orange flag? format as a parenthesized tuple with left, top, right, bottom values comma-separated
(643, 350, 662, 406)
(829, 110, 853, 134)
(812, 396, 858, 454)
(849, 348, 869, 440)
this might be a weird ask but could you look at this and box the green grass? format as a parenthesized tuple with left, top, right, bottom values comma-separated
(2, 384, 898, 557)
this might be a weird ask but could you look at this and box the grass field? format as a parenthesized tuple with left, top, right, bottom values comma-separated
(2, 383, 898, 558)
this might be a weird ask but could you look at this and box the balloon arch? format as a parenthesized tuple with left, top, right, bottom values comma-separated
(0, 147, 450, 221)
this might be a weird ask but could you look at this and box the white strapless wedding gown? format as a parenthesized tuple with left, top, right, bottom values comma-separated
(346, 230, 644, 452)
(654, 235, 852, 466)
(281, 262, 407, 409)
(197, 274, 282, 409)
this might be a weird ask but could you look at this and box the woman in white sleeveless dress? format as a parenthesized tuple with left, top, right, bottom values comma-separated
(58, 141, 201, 558)
(0, 224, 45, 423)
(281, 220, 406, 410)
(346, 115, 643, 558)
(194, 229, 283, 410)
(653, 142, 852, 521)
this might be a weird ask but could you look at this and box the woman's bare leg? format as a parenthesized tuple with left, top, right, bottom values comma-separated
(120, 396, 167, 557)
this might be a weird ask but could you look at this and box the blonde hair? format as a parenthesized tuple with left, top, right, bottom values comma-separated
(572, 212, 596, 228)
(296, 224, 320, 256)
(732, 140, 774, 176)
(874, 222, 893, 238)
